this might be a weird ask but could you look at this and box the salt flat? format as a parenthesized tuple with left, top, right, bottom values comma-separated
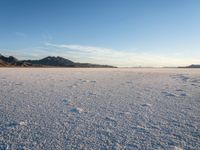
(0, 68, 200, 150)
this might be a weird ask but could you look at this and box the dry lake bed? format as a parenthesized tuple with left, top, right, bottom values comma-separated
(0, 68, 200, 150)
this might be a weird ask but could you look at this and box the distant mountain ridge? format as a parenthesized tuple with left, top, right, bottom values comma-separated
(23, 56, 75, 67)
(0, 54, 18, 64)
(178, 64, 200, 68)
(0, 54, 116, 68)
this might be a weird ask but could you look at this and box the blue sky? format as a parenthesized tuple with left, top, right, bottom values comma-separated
(0, 0, 200, 67)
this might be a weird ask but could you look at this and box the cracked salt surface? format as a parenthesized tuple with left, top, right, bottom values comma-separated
(0, 68, 200, 149)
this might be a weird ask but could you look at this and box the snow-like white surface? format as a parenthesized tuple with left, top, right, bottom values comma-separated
(0, 68, 200, 149)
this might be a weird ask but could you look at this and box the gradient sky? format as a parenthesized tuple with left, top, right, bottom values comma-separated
(0, 0, 200, 67)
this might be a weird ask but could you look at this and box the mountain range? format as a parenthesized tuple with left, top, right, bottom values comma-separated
(1, 53, 199, 68)
(178, 64, 200, 68)
(0, 54, 116, 68)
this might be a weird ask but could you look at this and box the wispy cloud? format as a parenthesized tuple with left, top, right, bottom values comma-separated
(45, 43, 200, 67)
(46, 43, 116, 53)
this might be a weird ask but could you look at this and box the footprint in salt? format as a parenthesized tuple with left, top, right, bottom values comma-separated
(70, 107, 84, 113)
(191, 83, 197, 87)
(105, 116, 116, 122)
(62, 98, 84, 113)
(161, 91, 177, 97)
(118, 112, 132, 119)
(86, 92, 97, 96)
(82, 80, 90, 83)
(191, 79, 200, 83)
(105, 116, 117, 126)
(15, 82, 23, 86)
(63, 99, 73, 106)
(126, 81, 133, 84)
(175, 89, 188, 97)
(141, 103, 152, 107)
(180, 93, 187, 97)
(176, 89, 184, 92)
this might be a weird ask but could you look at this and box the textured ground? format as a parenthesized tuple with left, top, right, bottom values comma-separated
(0, 68, 200, 150)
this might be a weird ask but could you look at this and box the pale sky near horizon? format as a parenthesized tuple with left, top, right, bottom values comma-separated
(0, 0, 200, 67)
